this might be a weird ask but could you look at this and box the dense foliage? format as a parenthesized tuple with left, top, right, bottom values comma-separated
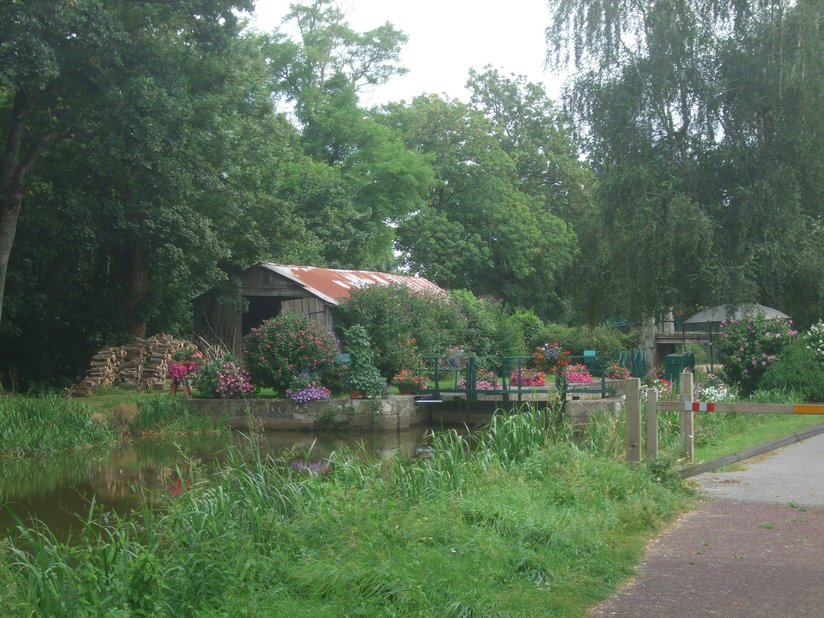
(332, 285, 459, 379)
(533, 323, 631, 356)
(341, 324, 385, 398)
(333, 285, 538, 381)
(759, 340, 824, 403)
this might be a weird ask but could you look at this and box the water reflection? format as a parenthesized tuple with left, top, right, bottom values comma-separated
(0, 427, 433, 539)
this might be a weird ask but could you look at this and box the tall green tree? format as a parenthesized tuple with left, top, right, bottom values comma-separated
(381, 93, 578, 317)
(265, 1, 433, 270)
(0, 0, 256, 334)
(546, 0, 824, 323)
(0, 2, 331, 386)
(466, 68, 599, 322)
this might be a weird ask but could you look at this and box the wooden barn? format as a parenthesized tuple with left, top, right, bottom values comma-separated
(194, 263, 445, 355)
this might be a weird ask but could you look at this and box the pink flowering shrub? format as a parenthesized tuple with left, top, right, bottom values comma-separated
(565, 363, 593, 384)
(167, 348, 204, 384)
(458, 379, 502, 391)
(193, 357, 253, 399)
(244, 311, 338, 394)
(717, 315, 797, 395)
(167, 362, 192, 383)
(457, 370, 502, 391)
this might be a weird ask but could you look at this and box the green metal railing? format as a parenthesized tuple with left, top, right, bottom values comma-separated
(406, 353, 631, 403)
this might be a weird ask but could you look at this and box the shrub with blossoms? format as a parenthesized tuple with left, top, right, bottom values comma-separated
(244, 311, 338, 394)
(605, 362, 631, 380)
(457, 370, 502, 391)
(642, 367, 671, 397)
(193, 357, 253, 399)
(532, 342, 570, 374)
(564, 363, 593, 384)
(285, 370, 332, 403)
(166, 348, 204, 384)
(391, 369, 428, 389)
(716, 315, 797, 396)
(806, 320, 824, 364)
(509, 369, 547, 387)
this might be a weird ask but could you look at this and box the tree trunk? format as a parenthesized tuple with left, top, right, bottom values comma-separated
(0, 87, 68, 330)
(124, 240, 149, 338)
(0, 191, 23, 329)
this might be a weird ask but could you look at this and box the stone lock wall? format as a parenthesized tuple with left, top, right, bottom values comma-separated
(187, 395, 428, 432)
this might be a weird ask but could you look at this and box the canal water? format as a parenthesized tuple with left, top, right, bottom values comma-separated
(0, 427, 435, 540)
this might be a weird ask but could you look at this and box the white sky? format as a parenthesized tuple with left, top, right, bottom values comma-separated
(248, 0, 566, 106)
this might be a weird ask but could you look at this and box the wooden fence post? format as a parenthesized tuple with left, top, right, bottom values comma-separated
(680, 370, 695, 463)
(626, 378, 642, 464)
(647, 387, 658, 461)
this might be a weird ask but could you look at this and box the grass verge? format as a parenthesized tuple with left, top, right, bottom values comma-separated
(0, 392, 226, 456)
(0, 395, 116, 455)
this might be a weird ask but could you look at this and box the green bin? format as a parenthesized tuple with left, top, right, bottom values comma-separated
(664, 352, 695, 384)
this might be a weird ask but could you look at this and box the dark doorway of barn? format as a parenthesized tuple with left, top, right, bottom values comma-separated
(242, 296, 283, 335)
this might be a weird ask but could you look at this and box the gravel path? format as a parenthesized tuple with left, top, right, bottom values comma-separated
(589, 433, 824, 617)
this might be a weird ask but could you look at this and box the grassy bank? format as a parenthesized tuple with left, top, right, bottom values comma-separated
(0, 394, 225, 455)
(0, 406, 690, 617)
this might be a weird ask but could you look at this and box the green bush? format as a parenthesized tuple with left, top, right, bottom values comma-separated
(510, 308, 545, 349)
(333, 285, 460, 378)
(759, 340, 824, 402)
(343, 325, 385, 398)
(450, 290, 525, 358)
(535, 323, 624, 355)
(244, 311, 338, 393)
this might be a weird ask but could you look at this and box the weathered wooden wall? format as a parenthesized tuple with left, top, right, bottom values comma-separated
(195, 266, 336, 355)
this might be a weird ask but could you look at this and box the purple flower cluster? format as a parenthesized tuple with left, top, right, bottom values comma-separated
(286, 383, 331, 403)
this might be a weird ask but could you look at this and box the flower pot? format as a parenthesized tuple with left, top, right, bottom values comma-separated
(397, 386, 413, 395)
(350, 390, 364, 400)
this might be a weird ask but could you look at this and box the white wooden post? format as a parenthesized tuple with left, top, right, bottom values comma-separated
(647, 387, 658, 461)
(680, 370, 695, 463)
(626, 378, 642, 464)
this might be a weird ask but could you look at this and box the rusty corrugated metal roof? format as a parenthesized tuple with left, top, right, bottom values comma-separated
(260, 263, 445, 305)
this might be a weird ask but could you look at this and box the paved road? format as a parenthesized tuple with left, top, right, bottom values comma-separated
(589, 433, 824, 617)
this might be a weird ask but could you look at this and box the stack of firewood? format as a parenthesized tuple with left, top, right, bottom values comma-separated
(66, 346, 128, 396)
(66, 334, 198, 397)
